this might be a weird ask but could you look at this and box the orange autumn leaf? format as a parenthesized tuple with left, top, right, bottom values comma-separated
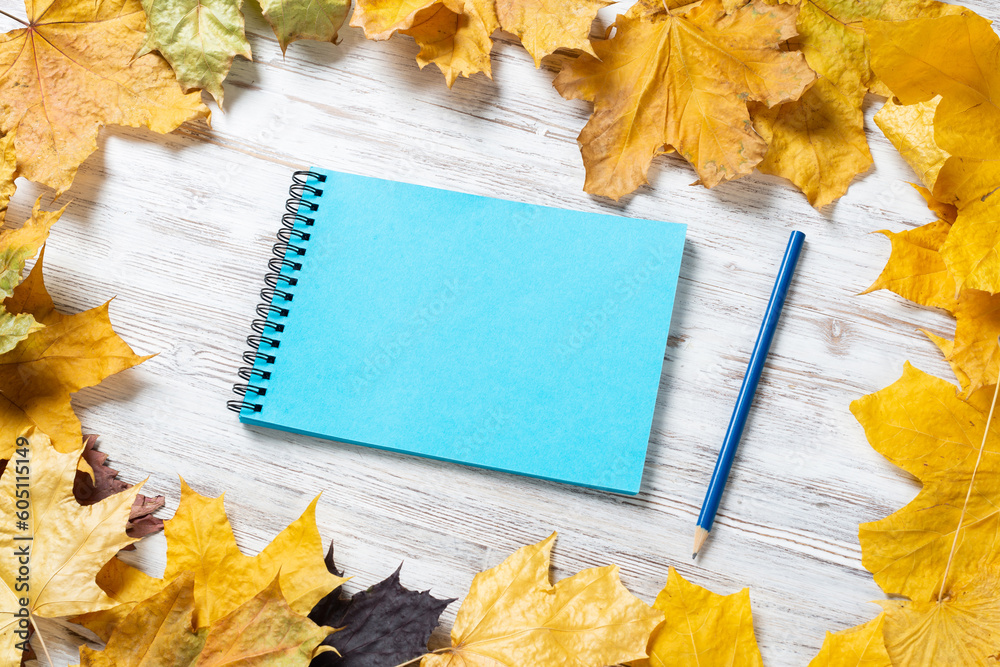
(0, 0, 209, 195)
(0, 133, 15, 223)
(351, 0, 499, 87)
(402, 0, 500, 86)
(351, 0, 463, 38)
(353, 0, 609, 85)
(494, 0, 610, 66)
(553, 0, 815, 200)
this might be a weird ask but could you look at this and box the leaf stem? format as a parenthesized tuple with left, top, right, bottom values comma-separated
(938, 338, 1000, 602)
(0, 9, 28, 26)
(28, 612, 55, 667)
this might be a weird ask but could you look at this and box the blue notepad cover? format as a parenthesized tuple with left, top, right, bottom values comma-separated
(239, 169, 686, 494)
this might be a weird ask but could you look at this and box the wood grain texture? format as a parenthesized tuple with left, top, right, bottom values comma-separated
(2, 0, 996, 663)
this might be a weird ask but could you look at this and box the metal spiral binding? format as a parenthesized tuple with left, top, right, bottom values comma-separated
(228, 170, 326, 413)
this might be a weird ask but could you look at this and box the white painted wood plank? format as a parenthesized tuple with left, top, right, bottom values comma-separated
(3, 1, 996, 663)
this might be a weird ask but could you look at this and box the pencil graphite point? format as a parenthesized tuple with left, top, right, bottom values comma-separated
(692, 526, 709, 558)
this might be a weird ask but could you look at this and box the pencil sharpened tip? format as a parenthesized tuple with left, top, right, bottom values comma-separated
(692, 527, 709, 558)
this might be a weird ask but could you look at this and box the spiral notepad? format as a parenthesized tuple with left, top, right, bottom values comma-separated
(230, 169, 686, 494)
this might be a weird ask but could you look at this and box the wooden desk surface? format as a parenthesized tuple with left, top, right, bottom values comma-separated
(8, 2, 996, 662)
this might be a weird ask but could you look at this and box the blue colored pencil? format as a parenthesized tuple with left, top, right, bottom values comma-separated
(692, 230, 805, 558)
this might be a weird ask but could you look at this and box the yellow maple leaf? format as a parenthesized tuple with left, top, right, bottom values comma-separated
(552, 0, 815, 200)
(5, 246, 59, 326)
(941, 197, 1000, 297)
(76, 572, 332, 666)
(874, 97, 950, 191)
(862, 188, 956, 311)
(350, 0, 462, 38)
(420, 533, 662, 667)
(0, 133, 15, 223)
(75, 478, 345, 641)
(861, 187, 1000, 394)
(911, 181, 960, 225)
(752, 0, 956, 209)
(807, 615, 891, 666)
(852, 363, 1000, 600)
(351, 0, 499, 87)
(878, 563, 1000, 666)
(494, 0, 609, 66)
(0, 201, 61, 302)
(868, 11, 1000, 294)
(631, 566, 763, 667)
(353, 0, 608, 85)
(0, 134, 57, 288)
(0, 197, 62, 356)
(0, 0, 209, 195)
(402, 0, 499, 86)
(0, 430, 142, 665)
(926, 332, 972, 390)
(753, 79, 872, 209)
(868, 11, 1000, 207)
(935, 287, 1000, 394)
(0, 310, 40, 360)
(0, 251, 151, 462)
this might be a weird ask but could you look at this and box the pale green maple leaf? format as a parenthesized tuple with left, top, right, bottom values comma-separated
(138, 0, 349, 106)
